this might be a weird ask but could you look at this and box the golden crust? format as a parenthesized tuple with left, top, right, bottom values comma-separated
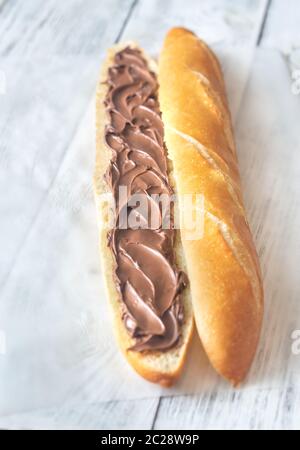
(158, 28, 264, 385)
(94, 42, 194, 387)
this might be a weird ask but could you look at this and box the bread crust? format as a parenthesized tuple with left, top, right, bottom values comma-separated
(158, 28, 264, 385)
(94, 43, 194, 387)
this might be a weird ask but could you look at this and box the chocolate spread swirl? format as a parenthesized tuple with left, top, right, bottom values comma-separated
(104, 47, 187, 352)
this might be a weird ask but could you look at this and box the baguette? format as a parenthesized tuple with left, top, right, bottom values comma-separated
(158, 28, 264, 385)
(94, 43, 194, 386)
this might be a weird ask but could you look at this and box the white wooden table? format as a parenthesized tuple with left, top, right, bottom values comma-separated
(0, 0, 300, 430)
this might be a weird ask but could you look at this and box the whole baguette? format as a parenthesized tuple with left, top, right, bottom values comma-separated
(94, 43, 194, 387)
(158, 28, 264, 385)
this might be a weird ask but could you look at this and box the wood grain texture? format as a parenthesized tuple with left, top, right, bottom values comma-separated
(0, 0, 133, 286)
(260, 0, 300, 51)
(122, 0, 268, 53)
(153, 387, 300, 430)
(154, 46, 300, 431)
(0, 399, 159, 430)
(0, 0, 134, 55)
(1, 0, 300, 430)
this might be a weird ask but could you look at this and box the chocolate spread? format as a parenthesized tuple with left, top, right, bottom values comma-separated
(104, 47, 187, 352)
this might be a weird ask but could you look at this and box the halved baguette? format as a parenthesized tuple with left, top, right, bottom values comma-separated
(94, 43, 194, 387)
(158, 28, 264, 385)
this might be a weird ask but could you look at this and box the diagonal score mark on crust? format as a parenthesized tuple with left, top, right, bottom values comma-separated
(191, 69, 236, 155)
(206, 211, 262, 310)
(167, 126, 244, 215)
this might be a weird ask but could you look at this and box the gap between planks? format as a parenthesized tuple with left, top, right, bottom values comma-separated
(114, 0, 139, 44)
(256, 0, 273, 46)
(0, 0, 139, 294)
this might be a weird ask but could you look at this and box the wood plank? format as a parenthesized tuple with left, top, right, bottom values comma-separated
(0, 0, 300, 429)
(260, 0, 300, 50)
(0, 399, 159, 430)
(122, 0, 269, 117)
(155, 47, 300, 430)
(0, 0, 133, 287)
(0, 0, 270, 429)
(154, 387, 300, 430)
(0, 1, 157, 428)
(0, 0, 134, 55)
(119, 0, 273, 430)
(0, 101, 164, 416)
